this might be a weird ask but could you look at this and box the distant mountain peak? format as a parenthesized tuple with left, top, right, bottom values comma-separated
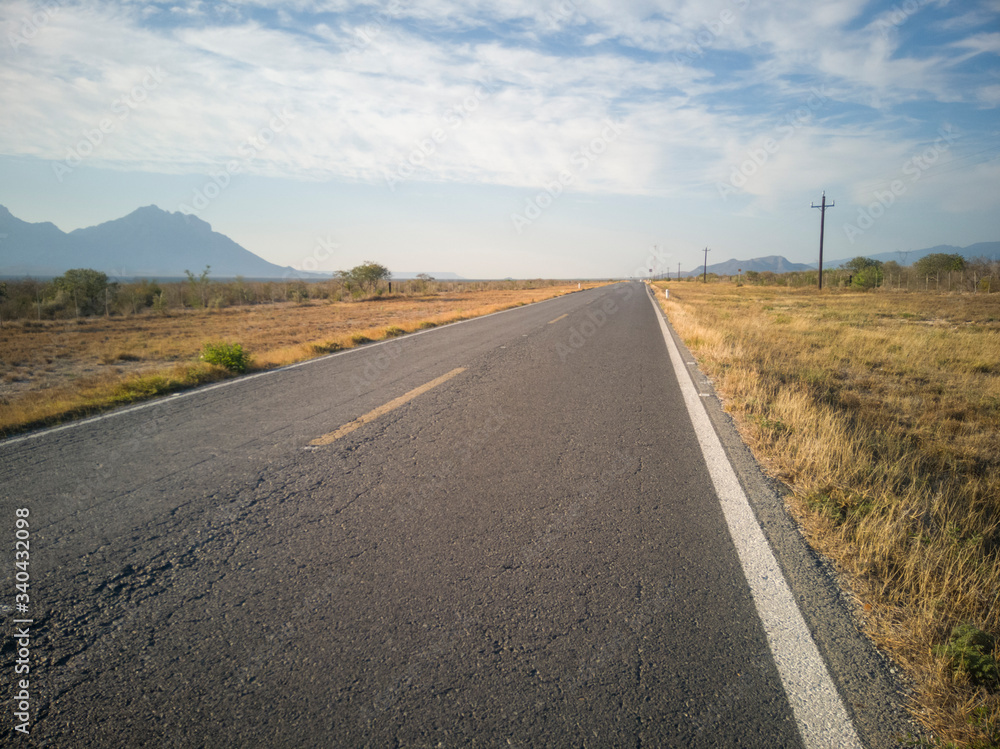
(115, 205, 211, 231)
(127, 204, 171, 222)
(682, 255, 813, 277)
(0, 205, 308, 279)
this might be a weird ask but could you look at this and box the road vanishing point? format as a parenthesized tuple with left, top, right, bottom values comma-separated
(2, 282, 913, 747)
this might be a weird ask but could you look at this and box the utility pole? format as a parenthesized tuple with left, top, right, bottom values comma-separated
(811, 191, 835, 290)
(702, 247, 710, 283)
(677, 262, 681, 280)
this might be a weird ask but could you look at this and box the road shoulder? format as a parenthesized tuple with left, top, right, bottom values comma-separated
(645, 283, 919, 748)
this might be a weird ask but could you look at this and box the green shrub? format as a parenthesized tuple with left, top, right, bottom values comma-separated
(934, 624, 999, 689)
(201, 342, 251, 373)
(384, 326, 406, 337)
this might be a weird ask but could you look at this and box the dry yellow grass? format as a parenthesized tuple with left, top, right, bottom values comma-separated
(654, 282, 1000, 747)
(0, 283, 601, 436)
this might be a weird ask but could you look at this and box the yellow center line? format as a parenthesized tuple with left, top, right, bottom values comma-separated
(548, 313, 569, 324)
(309, 367, 467, 446)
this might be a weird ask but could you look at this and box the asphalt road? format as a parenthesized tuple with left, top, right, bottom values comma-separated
(1, 282, 912, 747)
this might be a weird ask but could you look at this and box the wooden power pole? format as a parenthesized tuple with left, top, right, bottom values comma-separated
(811, 192, 835, 290)
(702, 247, 710, 283)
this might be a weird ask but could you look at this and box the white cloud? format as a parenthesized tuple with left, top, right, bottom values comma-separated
(953, 31, 1000, 56)
(0, 0, 996, 218)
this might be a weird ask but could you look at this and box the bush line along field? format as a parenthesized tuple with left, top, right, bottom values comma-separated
(654, 282, 999, 748)
(0, 271, 563, 321)
(0, 279, 602, 437)
(666, 253, 999, 292)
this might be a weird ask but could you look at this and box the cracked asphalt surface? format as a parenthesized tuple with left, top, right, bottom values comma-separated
(1, 281, 911, 746)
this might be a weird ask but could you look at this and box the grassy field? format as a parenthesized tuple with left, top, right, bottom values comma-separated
(0, 282, 600, 437)
(654, 282, 999, 747)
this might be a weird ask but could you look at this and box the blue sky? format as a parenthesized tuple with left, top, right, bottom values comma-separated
(1, 0, 998, 278)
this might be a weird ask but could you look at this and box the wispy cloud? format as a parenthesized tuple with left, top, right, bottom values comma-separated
(1, 0, 997, 219)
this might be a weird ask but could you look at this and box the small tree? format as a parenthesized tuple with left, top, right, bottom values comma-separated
(881, 260, 903, 290)
(413, 272, 435, 294)
(852, 264, 884, 289)
(914, 253, 965, 276)
(340, 261, 391, 295)
(842, 256, 876, 274)
(841, 257, 883, 289)
(184, 265, 211, 307)
(53, 268, 111, 316)
(121, 279, 163, 314)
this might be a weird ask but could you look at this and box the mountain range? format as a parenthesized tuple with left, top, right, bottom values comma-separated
(679, 242, 1000, 277)
(0, 204, 471, 281)
(2, 204, 996, 281)
(824, 243, 1000, 268)
(677, 255, 814, 277)
(0, 205, 326, 280)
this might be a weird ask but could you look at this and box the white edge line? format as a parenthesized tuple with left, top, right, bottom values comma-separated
(1, 286, 603, 448)
(646, 286, 862, 749)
